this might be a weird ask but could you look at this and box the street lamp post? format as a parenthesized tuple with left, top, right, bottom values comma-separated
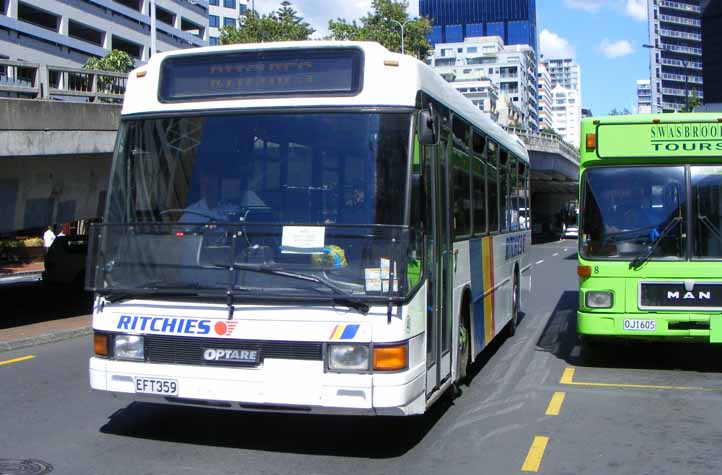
(387, 18, 411, 55)
(643, 43, 689, 111)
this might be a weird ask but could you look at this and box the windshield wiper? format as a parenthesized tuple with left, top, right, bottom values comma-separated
(697, 214, 722, 243)
(231, 263, 370, 314)
(100, 281, 247, 303)
(629, 216, 682, 269)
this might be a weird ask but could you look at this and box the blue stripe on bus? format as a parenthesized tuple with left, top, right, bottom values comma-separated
(340, 324, 360, 340)
(469, 238, 485, 355)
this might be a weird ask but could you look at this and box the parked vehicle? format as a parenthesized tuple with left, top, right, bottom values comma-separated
(42, 235, 88, 286)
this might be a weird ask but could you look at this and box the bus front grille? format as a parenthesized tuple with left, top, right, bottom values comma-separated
(145, 335, 323, 366)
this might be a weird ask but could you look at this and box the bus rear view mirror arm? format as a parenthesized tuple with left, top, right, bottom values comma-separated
(417, 110, 437, 145)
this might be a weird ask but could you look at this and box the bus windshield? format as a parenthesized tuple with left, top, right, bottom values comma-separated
(106, 112, 411, 226)
(580, 166, 686, 260)
(92, 112, 419, 302)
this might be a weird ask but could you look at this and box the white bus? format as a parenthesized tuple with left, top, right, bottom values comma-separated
(88, 42, 531, 416)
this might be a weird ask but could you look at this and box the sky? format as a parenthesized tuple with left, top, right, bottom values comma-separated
(250, 0, 651, 115)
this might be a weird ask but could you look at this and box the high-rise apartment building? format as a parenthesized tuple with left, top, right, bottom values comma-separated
(208, 0, 248, 45)
(0, 0, 207, 67)
(543, 57, 581, 92)
(551, 85, 580, 148)
(429, 36, 538, 130)
(648, 0, 704, 112)
(537, 61, 554, 131)
(419, 0, 538, 52)
(636, 79, 653, 113)
(702, 0, 722, 103)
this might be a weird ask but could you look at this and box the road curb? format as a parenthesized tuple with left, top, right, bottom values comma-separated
(0, 326, 92, 353)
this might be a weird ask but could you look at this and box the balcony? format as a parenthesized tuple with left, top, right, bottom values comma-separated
(659, 28, 701, 42)
(662, 44, 702, 56)
(661, 72, 703, 84)
(659, 0, 701, 13)
(660, 58, 703, 69)
(659, 14, 701, 27)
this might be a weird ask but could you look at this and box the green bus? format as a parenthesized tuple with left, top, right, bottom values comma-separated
(578, 113, 722, 346)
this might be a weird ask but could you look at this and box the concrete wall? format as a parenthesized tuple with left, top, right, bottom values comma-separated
(0, 98, 119, 233)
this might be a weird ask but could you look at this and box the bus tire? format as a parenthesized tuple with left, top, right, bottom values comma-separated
(455, 298, 472, 390)
(507, 273, 519, 337)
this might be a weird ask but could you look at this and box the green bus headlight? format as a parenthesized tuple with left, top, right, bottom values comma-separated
(586, 291, 613, 309)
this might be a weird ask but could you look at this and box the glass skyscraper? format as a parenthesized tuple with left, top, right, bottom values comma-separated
(419, 0, 538, 52)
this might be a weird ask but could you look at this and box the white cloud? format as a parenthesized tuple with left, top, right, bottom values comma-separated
(624, 0, 647, 21)
(599, 39, 635, 59)
(540, 29, 576, 59)
(250, 1, 419, 38)
(563, 0, 607, 13)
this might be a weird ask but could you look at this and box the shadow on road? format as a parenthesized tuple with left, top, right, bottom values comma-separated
(537, 290, 722, 372)
(100, 397, 453, 458)
(0, 281, 91, 330)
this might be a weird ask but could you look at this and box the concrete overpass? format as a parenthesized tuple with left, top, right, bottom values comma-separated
(0, 98, 119, 233)
(508, 128, 580, 236)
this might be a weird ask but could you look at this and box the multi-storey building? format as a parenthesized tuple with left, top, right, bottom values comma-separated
(702, 0, 722, 103)
(419, 0, 538, 52)
(636, 79, 653, 113)
(537, 61, 554, 131)
(543, 57, 581, 92)
(551, 85, 580, 148)
(429, 36, 538, 130)
(208, 0, 248, 45)
(0, 0, 208, 67)
(648, 0, 704, 112)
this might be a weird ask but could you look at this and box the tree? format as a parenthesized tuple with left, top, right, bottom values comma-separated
(221, 1, 314, 44)
(327, 0, 432, 59)
(609, 107, 632, 116)
(683, 90, 702, 112)
(83, 50, 134, 74)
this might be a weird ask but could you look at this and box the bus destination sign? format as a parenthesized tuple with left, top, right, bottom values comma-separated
(159, 48, 363, 102)
(597, 122, 722, 158)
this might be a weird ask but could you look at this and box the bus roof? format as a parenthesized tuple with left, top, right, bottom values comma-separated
(122, 41, 528, 162)
(581, 112, 722, 163)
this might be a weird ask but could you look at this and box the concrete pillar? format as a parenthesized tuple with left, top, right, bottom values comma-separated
(59, 16, 69, 36)
(103, 32, 112, 51)
(7, 0, 18, 19)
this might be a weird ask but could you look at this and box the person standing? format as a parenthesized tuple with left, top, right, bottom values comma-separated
(43, 225, 56, 253)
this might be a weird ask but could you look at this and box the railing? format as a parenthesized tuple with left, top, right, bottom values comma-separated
(0, 59, 128, 103)
(504, 126, 580, 163)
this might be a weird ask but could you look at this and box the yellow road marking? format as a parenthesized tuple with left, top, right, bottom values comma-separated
(560, 367, 716, 392)
(545, 392, 566, 416)
(0, 355, 35, 366)
(521, 436, 549, 472)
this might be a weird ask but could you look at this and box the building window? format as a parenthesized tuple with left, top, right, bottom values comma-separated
(223, 17, 235, 27)
(18, 2, 59, 32)
(209, 15, 219, 27)
(181, 17, 204, 37)
(113, 0, 142, 11)
(239, 4, 247, 13)
(112, 35, 143, 59)
(224, 0, 236, 8)
(209, 36, 220, 46)
(68, 19, 104, 46)
(155, 6, 175, 26)
(209, 0, 219, 5)
(467, 47, 477, 53)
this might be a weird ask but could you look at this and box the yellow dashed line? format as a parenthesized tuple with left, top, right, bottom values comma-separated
(560, 367, 715, 392)
(521, 436, 549, 472)
(545, 392, 566, 416)
(0, 355, 35, 366)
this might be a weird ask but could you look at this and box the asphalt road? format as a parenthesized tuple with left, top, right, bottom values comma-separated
(2, 240, 722, 474)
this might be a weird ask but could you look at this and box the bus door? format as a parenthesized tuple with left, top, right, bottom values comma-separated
(426, 130, 453, 397)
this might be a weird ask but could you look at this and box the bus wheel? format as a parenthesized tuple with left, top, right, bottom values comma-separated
(507, 274, 519, 337)
(455, 304, 471, 392)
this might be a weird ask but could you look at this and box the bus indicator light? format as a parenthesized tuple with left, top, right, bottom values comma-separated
(94, 333, 109, 357)
(577, 266, 592, 278)
(585, 133, 596, 152)
(373, 344, 408, 371)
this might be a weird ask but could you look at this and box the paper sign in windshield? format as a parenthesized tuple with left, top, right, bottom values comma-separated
(281, 226, 325, 254)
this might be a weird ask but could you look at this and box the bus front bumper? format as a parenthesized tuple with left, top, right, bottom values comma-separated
(577, 311, 722, 343)
(89, 357, 427, 416)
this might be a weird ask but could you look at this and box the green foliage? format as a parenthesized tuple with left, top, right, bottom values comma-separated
(683, 90, 703, 112)
(327, 0, 432, 59)
(221, 2, 315, 44)
(83, 50, 134, 73)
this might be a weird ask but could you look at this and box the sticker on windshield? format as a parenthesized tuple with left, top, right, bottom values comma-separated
(365, 268, 382, 292)
(281, 226, 325, 254)
(380, 258, 390, 279)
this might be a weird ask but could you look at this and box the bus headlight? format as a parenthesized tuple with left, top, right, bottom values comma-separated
(585, 291, 613, 309)
(328, 344, 370, 371)
(114, 335, 145, 361)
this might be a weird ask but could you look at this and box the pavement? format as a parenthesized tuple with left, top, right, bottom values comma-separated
(0, 314, 92, 353)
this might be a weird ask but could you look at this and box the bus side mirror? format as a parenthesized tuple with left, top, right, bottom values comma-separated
(417, 110, 437, 145)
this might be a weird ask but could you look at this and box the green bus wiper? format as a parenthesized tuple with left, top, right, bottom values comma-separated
(629, 216, 682, 270)
(697, 214, 722, 243)
(230, 263, 370, 314)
